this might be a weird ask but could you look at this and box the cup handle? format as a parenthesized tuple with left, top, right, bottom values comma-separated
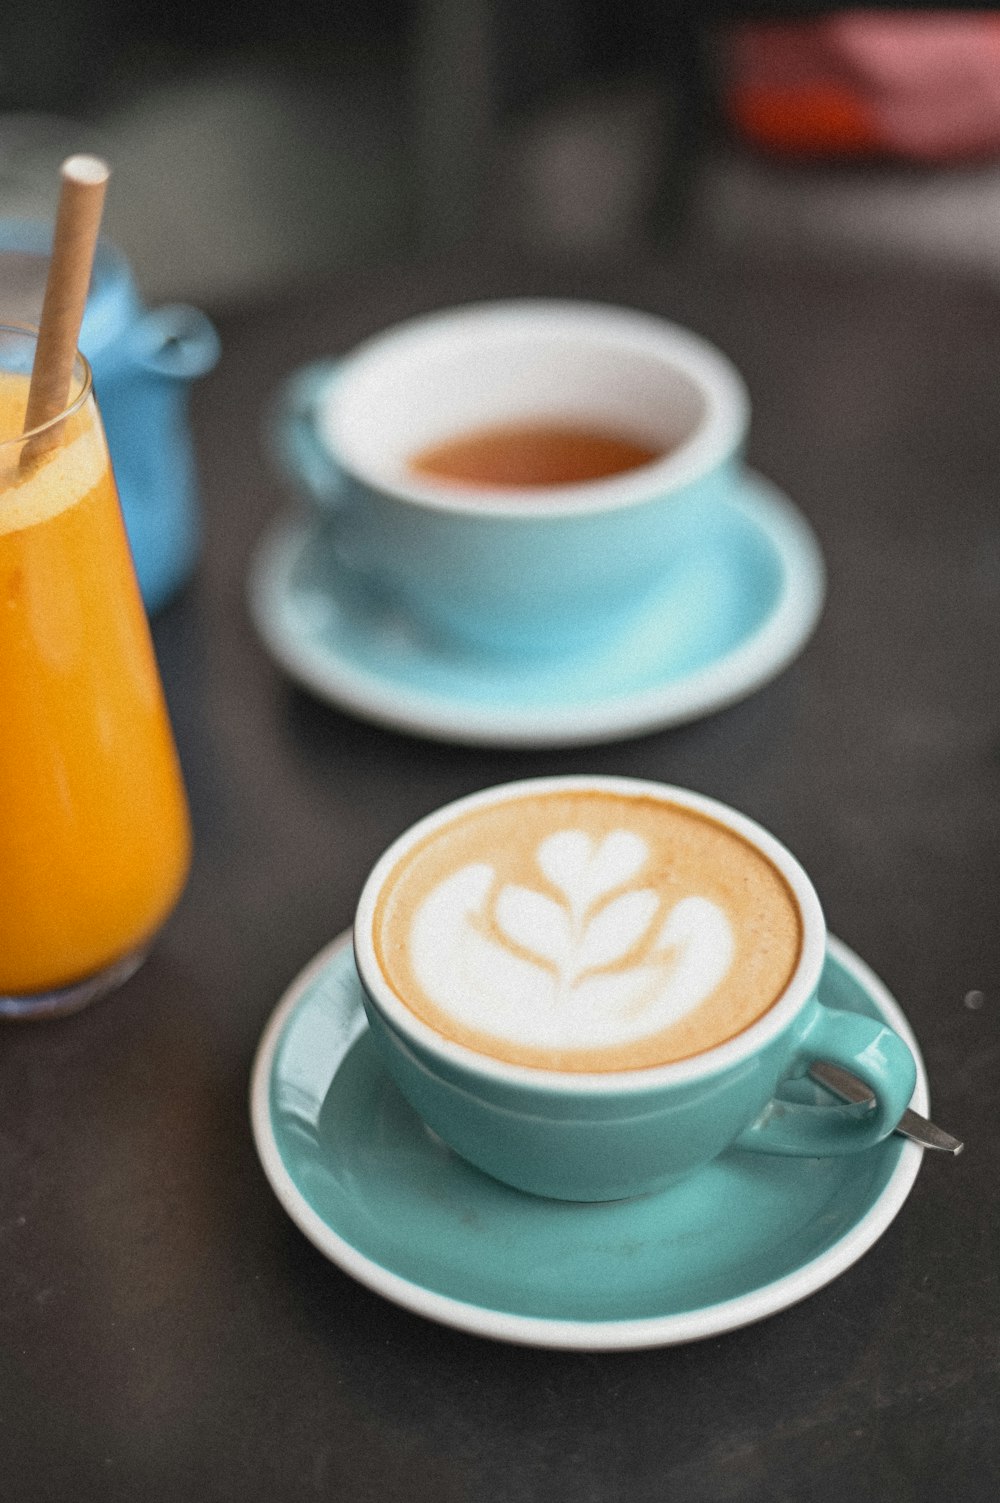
(735, 1004, 918, 1156)
(267, 360, 344, 510)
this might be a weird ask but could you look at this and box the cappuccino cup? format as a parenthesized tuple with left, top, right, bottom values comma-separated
(271, 301, 749, 659)
(354, 777, 918, 1201)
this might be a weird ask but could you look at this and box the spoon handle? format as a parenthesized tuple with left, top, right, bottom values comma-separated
(809, 1061, 963, 1155)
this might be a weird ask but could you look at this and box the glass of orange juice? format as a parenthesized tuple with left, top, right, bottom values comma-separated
(0, 323, 192, 1018)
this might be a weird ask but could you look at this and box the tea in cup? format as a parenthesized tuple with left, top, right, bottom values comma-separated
(354, 777, 918, 1201)
(272, 301, 750, 659)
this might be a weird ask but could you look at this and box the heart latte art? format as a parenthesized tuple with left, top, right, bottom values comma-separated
(411, 831, 735, 1052)
(373, 791, 802, 1070)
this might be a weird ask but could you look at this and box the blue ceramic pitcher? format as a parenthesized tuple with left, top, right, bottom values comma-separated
(1, 219, 220, 611)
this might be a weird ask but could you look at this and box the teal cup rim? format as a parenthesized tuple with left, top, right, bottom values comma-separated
(310, 300, 751, 520)
(353, 776, 828, 1097)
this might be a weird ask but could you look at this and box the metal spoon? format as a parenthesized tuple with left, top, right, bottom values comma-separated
(809, 1061, 963, 1155)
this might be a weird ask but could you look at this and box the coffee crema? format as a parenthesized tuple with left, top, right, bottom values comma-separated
(372, 790, 802, 1071)
(407, 421, 663, 489)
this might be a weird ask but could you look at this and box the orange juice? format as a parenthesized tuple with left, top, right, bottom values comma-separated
(0, 364, 191, 998)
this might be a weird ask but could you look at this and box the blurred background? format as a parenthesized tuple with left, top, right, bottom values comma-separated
(3, 2, 1000, 308)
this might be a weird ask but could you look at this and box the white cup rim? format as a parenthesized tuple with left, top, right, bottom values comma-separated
(320, 300, 750, 518)
(354, 776, 827, 1095)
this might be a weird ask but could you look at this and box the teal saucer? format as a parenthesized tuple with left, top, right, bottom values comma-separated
(250, 933, 927, 1350)
(248, 472, 824, 747)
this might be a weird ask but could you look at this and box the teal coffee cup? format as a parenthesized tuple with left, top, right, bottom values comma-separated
(272, 301, 749, 659)
(354, 777, 918, 1202)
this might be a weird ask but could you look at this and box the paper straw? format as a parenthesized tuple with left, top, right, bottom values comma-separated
(21, 155, 110, 462)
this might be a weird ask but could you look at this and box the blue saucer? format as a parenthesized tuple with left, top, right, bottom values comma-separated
(250, 933, 927, 1350)
(248, 472, 824, 747)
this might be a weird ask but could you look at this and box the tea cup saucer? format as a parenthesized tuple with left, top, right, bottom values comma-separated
(250, 932, 927, 1351)
(247, 470, 824, 747)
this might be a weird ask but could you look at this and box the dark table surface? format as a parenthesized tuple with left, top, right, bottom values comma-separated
(4, 240, 999, 1502)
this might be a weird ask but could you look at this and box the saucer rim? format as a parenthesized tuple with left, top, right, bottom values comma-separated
(247, 470, 825, 747)
(249, 932, 928, 1351)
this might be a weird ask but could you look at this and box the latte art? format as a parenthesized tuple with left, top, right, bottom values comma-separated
(373, 789, 802, 1070)
(410, 832, 735, 1052)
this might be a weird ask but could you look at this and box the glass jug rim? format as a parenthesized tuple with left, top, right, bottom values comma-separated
(0, 321, 93, 450)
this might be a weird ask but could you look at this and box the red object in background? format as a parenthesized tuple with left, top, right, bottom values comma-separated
(724, 11, 1000, 162)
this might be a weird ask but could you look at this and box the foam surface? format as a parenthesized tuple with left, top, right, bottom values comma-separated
(0, 379, 104, 535)
(374, 790, 803, 1071)
(411, 847, 735, 1051)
